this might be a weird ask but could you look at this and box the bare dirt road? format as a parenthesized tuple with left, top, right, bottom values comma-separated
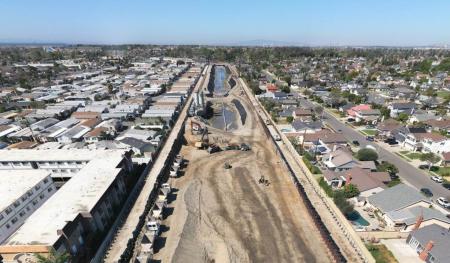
(152, 80, 333, 263)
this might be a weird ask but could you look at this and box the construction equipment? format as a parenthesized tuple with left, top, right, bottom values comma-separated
(225, 143, 240, 151)
(224, 162, 232, 169)
(258, 175, 270, 186)
(190, 120, 204, 134)
(195, 127, 210, 149)
(207, 144, 221, 154)
(240, 143, 251, 151)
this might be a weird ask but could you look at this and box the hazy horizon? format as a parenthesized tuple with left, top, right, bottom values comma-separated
(1, 0, 450, 46)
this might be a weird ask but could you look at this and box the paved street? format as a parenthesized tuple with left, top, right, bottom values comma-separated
(299, 98, 450, 202)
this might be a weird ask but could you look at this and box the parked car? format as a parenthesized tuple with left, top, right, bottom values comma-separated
(437, 197, 450, 209)
(419, 164, 431, 170)
(383, 138, 398, 145)
(352, 140, 360, 146)
(420, 188, 433, 197)
(431, 175, 444, 183)
(366, 136, 374, 141)
(442, 183, 450, 190)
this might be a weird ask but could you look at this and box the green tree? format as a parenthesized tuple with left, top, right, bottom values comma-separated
(343, 183, 360, 198)
(397, 112, 409, 123)
(314, 105, 323, 118)
(107, 83, 114, 94)
(420, 152, 441, 170)
(377, 161, 399, 175)
(379, 106, 391, 119)
(35, 248, 70, 263)
(333, 190, 354, 216)
(286, 116, 294, 123)
(356, 148, 378, 161)
(280, 85, 290, 93)
(282, 75, 292, 86)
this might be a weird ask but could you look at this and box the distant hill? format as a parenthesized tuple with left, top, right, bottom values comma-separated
(227, 39, 307, 47)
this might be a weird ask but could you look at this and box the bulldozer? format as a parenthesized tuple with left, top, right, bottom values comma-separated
(194, 126, 209, 149)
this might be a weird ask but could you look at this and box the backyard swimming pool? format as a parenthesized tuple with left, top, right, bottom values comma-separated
(347, 211, 370, 226)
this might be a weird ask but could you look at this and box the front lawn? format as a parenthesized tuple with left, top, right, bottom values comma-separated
(431, 166, 450, 177)
(366, 244, 398, 263)
(399, 151, 424, 160)
(362, 129, 378, 136)
(437, 90, 450, 100)
(387, 178, 401, 187)
(406, 152, 423, 159)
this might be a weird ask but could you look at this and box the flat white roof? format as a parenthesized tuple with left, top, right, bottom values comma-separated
(0, 149, 106, 162)
(0, 170, 50, 212)
(5, 150, 127, 246)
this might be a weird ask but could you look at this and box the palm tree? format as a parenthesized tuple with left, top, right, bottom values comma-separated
(35, 248, 70, 263)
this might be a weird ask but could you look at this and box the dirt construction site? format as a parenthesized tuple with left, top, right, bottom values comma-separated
(151, 79, 335, 263)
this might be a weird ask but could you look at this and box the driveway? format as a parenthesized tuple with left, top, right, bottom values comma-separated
(381, 239, 421, 263)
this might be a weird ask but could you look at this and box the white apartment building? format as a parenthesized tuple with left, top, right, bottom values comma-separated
(0, 170, 56, 243)
(0, 149, 107, 179)
(0, 149, 133, 262)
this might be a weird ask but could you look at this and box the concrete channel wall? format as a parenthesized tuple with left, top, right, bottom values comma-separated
(126, 65, 210, 263)
(98, 65, 210, 263)
(235, 69, 375, 263)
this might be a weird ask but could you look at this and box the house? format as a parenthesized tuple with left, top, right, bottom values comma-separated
(278, 107, 295, 118)
(367, 184, 433, 224)
(346, 104, 371, 117)
(30, 118, 59, 131)
(266, 83, 278, 93)
(273, 91, 288, 100)
(387, 206, 450, 232)
(292, 108, 313, 120)
(279, 99, 298, 109)
(119, 137, 156, 157)
(71, 111, 101, 121)
(291, 120, 322, 133)
(423, 119, 450, 135)
(353, 109, 381, 123)
(407, 224, 450, 262)
(408, 112, 440, 124)
(442, 152, 450, 167)
(300, 131, 347, 154)
(322, 148, 376, 171)
(339, 103, 354, 113)
(323, 167, 390, 197)
(388, 102, 416, 118)
(56, 125, 91, 144)
(0, 125, 21, 138)
(84, 127, 110, 143)
(376, 119, 402, 138)
(116, 129, 157, 142)
(392, 127, 428, 151)
(417, 133, 450, 155)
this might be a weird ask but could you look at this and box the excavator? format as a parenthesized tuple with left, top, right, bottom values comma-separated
(195, 126, 209, 149)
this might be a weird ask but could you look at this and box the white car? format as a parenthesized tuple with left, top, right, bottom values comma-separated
(431, 176, 444, 183)
(437, 197, 450, 209)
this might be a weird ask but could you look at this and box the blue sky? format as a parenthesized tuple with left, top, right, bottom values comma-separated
(1, 0, 450, 46)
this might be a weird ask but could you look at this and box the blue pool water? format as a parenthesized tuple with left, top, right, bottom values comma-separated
(347, 211, 370, 226)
